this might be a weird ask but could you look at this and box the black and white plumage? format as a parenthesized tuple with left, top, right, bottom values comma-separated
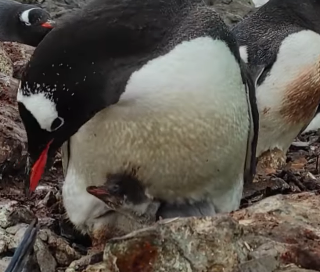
(0, 0, 54, 46)
(17, 0, 259, 241)
(232, 0, 320, 169)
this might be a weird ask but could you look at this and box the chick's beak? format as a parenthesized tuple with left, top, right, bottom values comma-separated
(29, 139, 53, 192)
(86, 186, 110, 198)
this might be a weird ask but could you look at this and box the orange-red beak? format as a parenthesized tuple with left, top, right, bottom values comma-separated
(29, 140, 53, 191)
(41, 22, 54, 29)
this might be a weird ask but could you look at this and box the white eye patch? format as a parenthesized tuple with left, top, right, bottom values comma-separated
(17, 89, 63, 132)
(19, 8, 40, 26)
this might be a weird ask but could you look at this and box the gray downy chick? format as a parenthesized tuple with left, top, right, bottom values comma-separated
(87, 174, 160, 226)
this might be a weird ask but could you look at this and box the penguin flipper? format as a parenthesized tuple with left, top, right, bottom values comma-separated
(61, 140, 70, 177)
(242, 63, 264, 184)
(5, 218, 38, 272)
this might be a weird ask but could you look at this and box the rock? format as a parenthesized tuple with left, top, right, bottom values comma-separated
(0, 44, 13, 77)
(34, 237, 57, 272)
(0, 257, 12, 271)
(0, 228, 9, 254)
(71, 193, 320, 272)
(0, 200, 19, 228)
(43, 229, 82, 266)
(2, 42, 35, 80)
(37, 191, 58, 209)
(6, 223, 29, 250)
(0, 42, 27, 178)
(7, 206, 36, 226)
(206, 0, 255, 26)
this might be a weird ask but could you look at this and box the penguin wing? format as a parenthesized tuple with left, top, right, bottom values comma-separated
(5, 219, 38, 272)
(61, 140, 70, 177)
(242, 63, 265, 184)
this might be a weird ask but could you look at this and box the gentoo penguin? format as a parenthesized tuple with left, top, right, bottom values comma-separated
(87, 174, 160, 226)
(17, 0, 259, 248)
(5, 219, 38, 272)
(232, 0, 320, 171)
(0, 0, 54, 46)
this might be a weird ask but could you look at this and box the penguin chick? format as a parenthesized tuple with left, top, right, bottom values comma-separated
(0, 0, 55, 46)
(17, 0, 259, 244)
(87, 174, 160, 226)
(232, 0, 320, 172)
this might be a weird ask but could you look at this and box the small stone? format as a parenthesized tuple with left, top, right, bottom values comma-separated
(8, 223, 28, 250)
(0, 237, 7, 254)
(37, 191, 57, 208)
(34, 238, 57, 272)
(45, 229, 81, 266)
(7, 206, 36, 226)
(0, 200, 18, 228)
(0, 256, 12, 272)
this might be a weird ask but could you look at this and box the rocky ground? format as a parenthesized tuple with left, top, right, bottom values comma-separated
(2, 0, 320, 272)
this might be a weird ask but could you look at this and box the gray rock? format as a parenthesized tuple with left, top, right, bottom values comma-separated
(0, 200, 18, 228)
(67, 193, 320, 272)
(206, 0, 255, 26)
(7, 223, 29, 250)
(43, 229, 81, 266)
(34, 238, 57, 272)
(0, 256, 12, 272)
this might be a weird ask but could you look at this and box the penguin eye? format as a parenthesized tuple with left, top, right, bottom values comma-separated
(50, 117, 64, 131)
(109, 184, 120, 194)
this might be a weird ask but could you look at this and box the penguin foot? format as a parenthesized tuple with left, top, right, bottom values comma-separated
(67, 252, 103, 271)
(257, 148, 287, 175)
(156, 200, 216, 219)
(67, 230, 106, 271)
(89, 226, 113, 253)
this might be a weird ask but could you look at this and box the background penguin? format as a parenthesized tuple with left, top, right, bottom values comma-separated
(17, 0, 259, 251)
(232, 0, 320, 172)
(87, 173, 160, 226)
(0, 0, 55, 46)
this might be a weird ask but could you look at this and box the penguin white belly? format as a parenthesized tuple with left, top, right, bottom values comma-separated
(62, 37, 250, 229)
(256, 30, 320, 157)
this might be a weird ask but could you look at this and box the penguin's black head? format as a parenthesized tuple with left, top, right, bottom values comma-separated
(18, 8, 55, 46)
(17, 0, 190, 192)
(17, 69, 108, 192)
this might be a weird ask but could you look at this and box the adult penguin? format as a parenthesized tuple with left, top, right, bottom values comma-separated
(232, 0, 320, 171)
(0, 0, 54, 46)
(17, 0, 259, 249)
